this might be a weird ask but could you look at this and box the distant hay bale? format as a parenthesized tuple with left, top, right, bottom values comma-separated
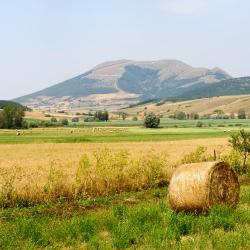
(168, 161, 240, 212)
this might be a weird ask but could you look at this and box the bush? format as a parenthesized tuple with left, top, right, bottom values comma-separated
(50, 117, 57, 123)
(221, 150, 246, 175)
(196, 121, 203, 127)
(84, 116, 98, 122)
(72, 117, 79, 123)
(76, 148, 169, 197)
(132, 116, 138, 121)
(181, 146, 213, 164)
(28, 121, 39, 128)
(60, 119, 69, 126)
(229, 129, 250, 172)
(144, 113, 160, 128)
(174, 111, 186, 120)
(238, 109, 246, 119)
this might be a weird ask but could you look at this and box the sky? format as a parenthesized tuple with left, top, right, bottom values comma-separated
(0, 0, 250, 100)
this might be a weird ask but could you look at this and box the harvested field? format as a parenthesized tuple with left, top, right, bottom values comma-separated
(0, 138, 228, 169)
(0, 138, 228, 207)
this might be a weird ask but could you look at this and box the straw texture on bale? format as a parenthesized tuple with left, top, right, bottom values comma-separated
(168, 161, 240, 212)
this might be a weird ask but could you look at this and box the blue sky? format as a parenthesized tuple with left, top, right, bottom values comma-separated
(0, 0, 250, 99)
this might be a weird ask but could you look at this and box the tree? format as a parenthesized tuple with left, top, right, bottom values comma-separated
(196, 121, 203, 127)
(50, 117, 57, 123)
(60, 118, 69, 126)
(230, 112, 235, 119)
(144, 113, 160, 128)
(190, 113, 199, 120)
(0, 105, 25, 129)
(238, 109, 246, 119)
(121, 112, 127, 120)
(174, 111, 186, 120)
(229, 129, 250, 171)
(94, 111, 109, 121)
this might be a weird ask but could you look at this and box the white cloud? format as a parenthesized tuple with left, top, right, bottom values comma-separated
(160, 0, 206, 15)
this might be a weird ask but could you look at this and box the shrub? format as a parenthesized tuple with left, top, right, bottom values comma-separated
(229, 129, 250, 172)
(28, 121, 39, 128)
(84, 116, 98, 122)
(60, 119, 69, 126)
(181, 146, 213, 164)
(50, 117, 57, 123)
(221, 150, 246, 175)
(174, 111, 186, 120)
(72, 117, 79, 123)
(238, 109, 246, 119)
(196, 121, 203, 127)
(75, 148, 169, 197)
(132, 116, 138, 121)
(144, 113, 160, 128)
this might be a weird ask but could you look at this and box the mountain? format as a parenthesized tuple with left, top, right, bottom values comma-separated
(178, 76, 250, 99)
(14, 59, 231, 110)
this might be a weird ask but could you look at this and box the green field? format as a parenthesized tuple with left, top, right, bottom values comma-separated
(68, 118, 250, 128)
(0, 181, 249, 249)
(0, 127, 232, 144)
(1, 118, 250, 144)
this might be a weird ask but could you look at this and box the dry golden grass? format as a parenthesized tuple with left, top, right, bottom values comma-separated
(25, 110, 72, 120)
(124, 95, 250, 116)
(0, 138, 228, 206)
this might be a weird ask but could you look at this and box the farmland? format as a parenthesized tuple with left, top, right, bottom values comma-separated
(123, 95, 250, 117)
(1, 118, 250, 144)
(0, 120, 250, 249)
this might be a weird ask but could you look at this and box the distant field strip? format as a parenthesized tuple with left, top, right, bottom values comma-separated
(0, 127, 247, 144)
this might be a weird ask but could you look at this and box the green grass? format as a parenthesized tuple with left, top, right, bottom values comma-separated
(1, 118, 249, 144)
(0, 185, 249, 249)
(70, 118, 250, 128)
(1, 125, 250, 144)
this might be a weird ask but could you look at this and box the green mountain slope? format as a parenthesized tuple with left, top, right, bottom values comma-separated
(180, 77, 250, 99)
(0, 100, 24, 109)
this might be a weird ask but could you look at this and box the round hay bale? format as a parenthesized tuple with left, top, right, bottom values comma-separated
(168, 161, 240, 212)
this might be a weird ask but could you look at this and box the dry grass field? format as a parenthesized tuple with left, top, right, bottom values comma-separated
(25, 110, 73, 120)
(0, 138, 228, 206)
(0, 138, 228, 169)
(124, 95, 250, 116)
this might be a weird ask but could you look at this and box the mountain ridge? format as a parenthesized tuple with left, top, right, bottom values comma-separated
(14, 59, 231, 110)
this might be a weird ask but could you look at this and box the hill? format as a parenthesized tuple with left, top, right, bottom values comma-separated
(0, 100, 24, 109)
(14, 59, 230, 110)
(123, 94, 250, 117)
(181, 76, 250, 99)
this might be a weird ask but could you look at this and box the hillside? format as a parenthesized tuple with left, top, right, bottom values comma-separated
(181, 76, 250, 99)
(0, 100, 24, 109)
(123, 94, 250, 117)
(14, 59, 230, 110)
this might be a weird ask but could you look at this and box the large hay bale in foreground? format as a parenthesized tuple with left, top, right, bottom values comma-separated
(168, 161, 240, 212)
